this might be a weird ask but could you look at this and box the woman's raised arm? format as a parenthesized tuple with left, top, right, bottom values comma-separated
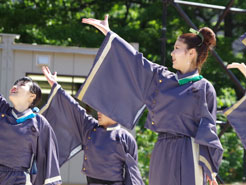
(227, 62, 246, 78)
(82, 14, 110, 36)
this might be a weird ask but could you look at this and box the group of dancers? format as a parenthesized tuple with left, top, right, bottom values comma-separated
(0, 14, 245, 185)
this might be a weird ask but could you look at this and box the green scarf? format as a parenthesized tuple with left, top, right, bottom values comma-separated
(178, 75, 203, 85)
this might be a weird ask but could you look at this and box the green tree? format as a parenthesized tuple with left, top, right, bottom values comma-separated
(1, 0, 246, 183)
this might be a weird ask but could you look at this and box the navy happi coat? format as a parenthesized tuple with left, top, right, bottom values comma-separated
(224, 95, 246, 149)
(0, 94, 61, 185)
(40, 84, 144, 185)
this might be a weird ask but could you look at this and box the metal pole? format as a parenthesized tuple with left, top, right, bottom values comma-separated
(210, 50, 245, 97)
(218, 121, 231, 139)
(173, 0, 246, 13)
(213, 0, 235, 33)
(171, 1, 197, 29)
(161, 0, 168, 66)
(243, 150, 246, 182)
(171, 1, 245, 97)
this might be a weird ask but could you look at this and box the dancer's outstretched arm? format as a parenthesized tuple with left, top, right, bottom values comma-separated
(42, 66, 57, 87)
(82, 14, 110, 36)
(227, 62, 246, 77)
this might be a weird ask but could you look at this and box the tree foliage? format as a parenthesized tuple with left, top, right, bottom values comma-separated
(1, 0, 246, 184)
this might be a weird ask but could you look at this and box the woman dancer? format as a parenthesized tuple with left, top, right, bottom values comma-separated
(77, 15, 223, 185)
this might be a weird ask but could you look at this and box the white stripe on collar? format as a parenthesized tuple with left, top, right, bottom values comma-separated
(106, 124, 121, 131)
(11, 109, 33, 119)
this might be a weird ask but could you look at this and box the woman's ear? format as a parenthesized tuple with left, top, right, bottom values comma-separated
(189, 48, 196, 56)
(29, 93, 36, 105)
(189, 48, 198, 63)
(30, 93, 36, 99)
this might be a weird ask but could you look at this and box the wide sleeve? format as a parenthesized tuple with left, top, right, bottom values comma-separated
(194, 82, 223, 180)
(0, 93, 11, 113)
(76, 31, 168, 130)
(223, 94, 246, 149)
(34, 115, 62, 185)
(40, 83, 98, 166)
(121, 132, 144, 185)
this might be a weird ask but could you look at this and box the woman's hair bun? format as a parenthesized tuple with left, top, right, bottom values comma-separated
(199, 27, 216, 49)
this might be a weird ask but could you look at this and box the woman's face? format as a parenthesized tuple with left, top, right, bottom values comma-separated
(9, 80, 35, 108)
(171, 39, 196, 74)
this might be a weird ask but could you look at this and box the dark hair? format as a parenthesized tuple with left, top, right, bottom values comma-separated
(14, 77, 42, 108)
(178, 27, 216, 72)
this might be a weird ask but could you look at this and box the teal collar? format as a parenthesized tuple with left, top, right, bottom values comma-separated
(16, 113, 36, 124)
(12, 109, 36, 124)
(176, 70, 203, 85)
(178, 74, 203, 85)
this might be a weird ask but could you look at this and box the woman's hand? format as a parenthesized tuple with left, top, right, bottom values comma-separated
(207, 175, 218, 185)
(82, 14, 110, 36)
(227, 62, 246, 77)
(42, 66, 57, 87)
